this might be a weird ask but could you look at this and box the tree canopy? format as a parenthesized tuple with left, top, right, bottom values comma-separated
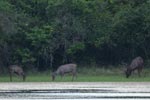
(0, 0, 150, 72)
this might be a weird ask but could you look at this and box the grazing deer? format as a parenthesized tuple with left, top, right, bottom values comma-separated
(125, 56, 144, 78)
(9, 65, 26, 81)
(52, 63, 77, 81)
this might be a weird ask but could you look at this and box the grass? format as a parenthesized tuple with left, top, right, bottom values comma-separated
(0, 67, 150, 82)
(0, 73, 150, 82)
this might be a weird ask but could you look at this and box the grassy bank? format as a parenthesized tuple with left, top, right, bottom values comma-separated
(0, 69, 149, 82)
(0, 74, 150, 82)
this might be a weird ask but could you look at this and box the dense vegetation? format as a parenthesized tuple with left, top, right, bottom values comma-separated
(0, 0, 150, 73)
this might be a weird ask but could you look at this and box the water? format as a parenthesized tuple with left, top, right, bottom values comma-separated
(0, 82, 150, 100)
(0, 89, 150, 100)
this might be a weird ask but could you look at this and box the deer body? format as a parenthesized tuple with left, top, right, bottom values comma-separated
(125, 56, 144, 78)
(52, 63, 77, 81)
(9, 65, 26, 81)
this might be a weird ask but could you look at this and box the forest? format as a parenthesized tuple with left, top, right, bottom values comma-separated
(0, 0, 150, 73)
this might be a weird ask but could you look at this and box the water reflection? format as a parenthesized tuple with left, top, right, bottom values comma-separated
(0, 89, 150, 100)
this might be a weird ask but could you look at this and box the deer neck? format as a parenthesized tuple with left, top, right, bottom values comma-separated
(55, 70, 59, 75)
(128, 67, 135, 71)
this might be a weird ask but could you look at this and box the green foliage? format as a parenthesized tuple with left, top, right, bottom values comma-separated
(67, 42, 85, 54)
(14, 48, 35, 64)
(0, 0, 150, 72)
(26, 26, 53, 47)
(0, 1, 13, 12)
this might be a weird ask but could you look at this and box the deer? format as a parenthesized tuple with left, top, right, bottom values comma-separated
(125, 56, 144, 78)
(51, 63, 77, 81)
(9, 65, 26, 81)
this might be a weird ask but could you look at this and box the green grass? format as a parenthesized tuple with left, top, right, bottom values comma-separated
(0, 74, 150, 82)
(0, 68, 150, 82)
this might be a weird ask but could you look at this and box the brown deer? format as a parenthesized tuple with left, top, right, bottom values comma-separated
(52, 63, 77, 81)
(125, 56, 144, 78)
(9, 65, 26, 81)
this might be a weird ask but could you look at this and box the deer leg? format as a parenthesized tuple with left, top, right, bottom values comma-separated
(9, 71, 13, 82)
(21, 73, 26, 81)
(23, 73, 26, 81)
(10, 73, 12, 82)
(72, 72, 77, 81)
(60, 73, 64, 80)
(72, 74, 74, 81)
(138, 68, 142, 77)
(16, 72, 22, 80)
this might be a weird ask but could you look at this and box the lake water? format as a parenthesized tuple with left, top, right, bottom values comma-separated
(0, 82, 150, 100)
